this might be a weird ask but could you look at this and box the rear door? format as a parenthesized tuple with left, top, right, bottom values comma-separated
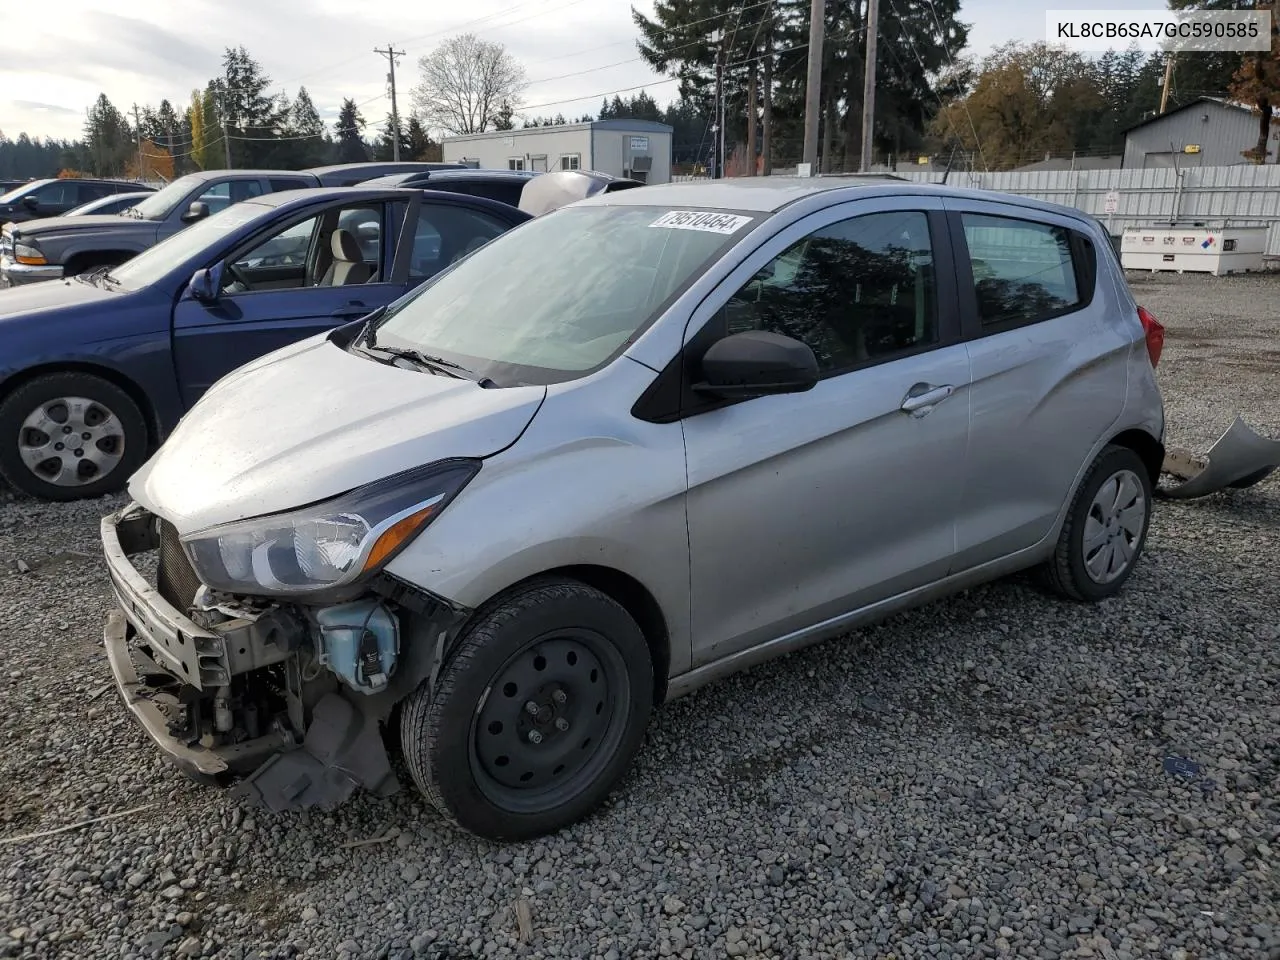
(943, 199, 1128, 571)
(169, 195, 415, 408)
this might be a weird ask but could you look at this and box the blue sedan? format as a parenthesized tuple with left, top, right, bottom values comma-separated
(0, 186, 532, 500)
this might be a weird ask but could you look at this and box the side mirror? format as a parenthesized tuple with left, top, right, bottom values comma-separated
(188, 263, 224, 302)
(181, 201, 210, 223)
(21, 195, 39, 210)
(692, 330, 819, 399)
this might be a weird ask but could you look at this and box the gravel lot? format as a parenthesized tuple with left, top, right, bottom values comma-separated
(1, 271, 1277, 960)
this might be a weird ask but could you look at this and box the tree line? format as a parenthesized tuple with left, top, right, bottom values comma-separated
(633, 0, 1279, 172)
(2, 46, 446, 182)
(3, 1, 1275, 181)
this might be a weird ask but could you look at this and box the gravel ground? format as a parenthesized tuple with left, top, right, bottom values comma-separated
(1, 271, 1277, 960)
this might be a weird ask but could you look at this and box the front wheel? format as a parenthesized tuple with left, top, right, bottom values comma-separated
(0, 372, 150, 501)
(400, 578, 653, 841)
(1043, 444, 1153, 602)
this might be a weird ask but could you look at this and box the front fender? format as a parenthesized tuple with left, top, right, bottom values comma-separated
(56, 226, 159, 265)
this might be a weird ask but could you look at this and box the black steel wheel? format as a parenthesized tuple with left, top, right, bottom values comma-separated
(399, 577, 653, 841)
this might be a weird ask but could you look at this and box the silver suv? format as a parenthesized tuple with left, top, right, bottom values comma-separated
(100, 177, 1167, 841)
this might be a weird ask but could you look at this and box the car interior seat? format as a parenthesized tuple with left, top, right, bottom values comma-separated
(318, 229, 374, 286)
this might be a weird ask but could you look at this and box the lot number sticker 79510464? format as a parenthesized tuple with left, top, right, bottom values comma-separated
(649, 210, 753, 234)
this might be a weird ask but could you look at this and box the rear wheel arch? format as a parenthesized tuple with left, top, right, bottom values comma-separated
(1107, 427, 1165, 487)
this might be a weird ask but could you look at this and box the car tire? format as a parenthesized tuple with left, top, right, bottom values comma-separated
(1042, 444, 1153, 603)
(0, 372, 150, 501)
(400, 577, 654, 841)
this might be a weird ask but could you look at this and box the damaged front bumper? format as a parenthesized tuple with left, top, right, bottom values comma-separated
(1159, 416, 1280, 499)
(100, 501, 468, 811)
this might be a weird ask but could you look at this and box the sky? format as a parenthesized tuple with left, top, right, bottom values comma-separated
(0, 0, 1171, 143)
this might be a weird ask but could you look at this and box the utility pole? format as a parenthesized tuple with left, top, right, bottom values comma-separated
(859, 0, 880, 172)
(131, 103, 143, 179)
(1159, 53, 1176, 115)
(712, 29, 725, 178)
(375, 43, 407, 161)
(719, 59, 727, 178)
(801, 0, 824, 173)
(217, 88, 232, 168)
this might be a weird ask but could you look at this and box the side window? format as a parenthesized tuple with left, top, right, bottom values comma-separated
(79, 183, 111, 202)
(198, 179, 265, 215)
(718, 210, 939, 374)
(408, 205, 510, 282)
(222, 215, 320, 294)
(961, 213, 1080, 327)
(32, 181, 77, 207)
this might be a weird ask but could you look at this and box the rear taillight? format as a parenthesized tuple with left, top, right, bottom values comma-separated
(1137, 305, 1164, 368)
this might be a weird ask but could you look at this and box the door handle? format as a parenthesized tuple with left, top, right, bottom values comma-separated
(330, 302, 369, 318)
(900, 383, 954, 417)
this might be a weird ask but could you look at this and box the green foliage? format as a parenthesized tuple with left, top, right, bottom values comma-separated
(0, 132, 77, 179)
(336, 99, 369, 163)
(82, 93, 134, 176)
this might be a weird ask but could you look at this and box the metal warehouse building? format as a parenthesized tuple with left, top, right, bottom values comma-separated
(1122, 97, 1278, 169)
(441, 120, 673, 184)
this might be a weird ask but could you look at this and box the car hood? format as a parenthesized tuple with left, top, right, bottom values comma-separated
(5, 214, 147, 237)
(0, 275, 113, 321)
(129, 336, 548, 533)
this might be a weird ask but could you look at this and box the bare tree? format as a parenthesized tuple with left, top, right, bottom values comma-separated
(411, 34, 527, 135)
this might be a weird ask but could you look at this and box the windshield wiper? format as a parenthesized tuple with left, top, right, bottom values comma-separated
(76, 265, 120, 288)
(362, 345, 496, 387)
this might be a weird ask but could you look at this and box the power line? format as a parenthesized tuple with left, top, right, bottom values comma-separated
(923, 0, 987, 173)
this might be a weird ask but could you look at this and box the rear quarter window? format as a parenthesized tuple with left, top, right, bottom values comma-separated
(960, 213, 1095, 328)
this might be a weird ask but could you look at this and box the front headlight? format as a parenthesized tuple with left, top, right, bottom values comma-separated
(13, 241, 46, 265)
(181, 459, 480, 597)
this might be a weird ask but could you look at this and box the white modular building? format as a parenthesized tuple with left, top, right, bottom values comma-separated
(442, 120, 673, 184)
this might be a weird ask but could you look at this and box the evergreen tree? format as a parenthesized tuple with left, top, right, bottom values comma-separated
(220, 46, 283, 167)
(82, 93, 134, 176)
(405, 116, 439, 161)
(335, 98, 369, 162)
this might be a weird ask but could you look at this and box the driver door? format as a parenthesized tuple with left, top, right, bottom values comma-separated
(681, 197, 973, 665)
(170, 198, 412, 410)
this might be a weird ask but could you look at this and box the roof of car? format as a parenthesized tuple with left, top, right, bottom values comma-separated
(582, 175, 1095, 221)
(241, 185, 532, 220)
(304, 162, 466, 175)
(180, 169, 318, 183)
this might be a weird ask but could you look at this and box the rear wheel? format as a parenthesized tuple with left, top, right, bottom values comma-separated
(1043, 444, 1152, 602)
(0, 373, 149, 501)
(399, 578, 653, 841)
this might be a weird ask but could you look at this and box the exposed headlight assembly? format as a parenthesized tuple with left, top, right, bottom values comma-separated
(181, 459, 480, 597)
(13, 241, 46, 265)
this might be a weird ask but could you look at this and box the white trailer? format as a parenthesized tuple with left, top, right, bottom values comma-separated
(1120, 225, 1268, 276)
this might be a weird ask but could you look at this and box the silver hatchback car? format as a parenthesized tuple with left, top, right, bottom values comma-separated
(101, 177, 1167, 841)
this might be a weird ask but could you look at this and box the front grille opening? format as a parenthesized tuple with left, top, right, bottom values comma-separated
(157, 520, 203, 612)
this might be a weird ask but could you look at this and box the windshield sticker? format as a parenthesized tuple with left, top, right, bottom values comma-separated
(649, 211, 753, 234)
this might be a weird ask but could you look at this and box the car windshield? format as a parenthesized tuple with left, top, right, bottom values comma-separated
(369, 204, 759, 386)
(108, 201, 275, 290)
(0, 181, 47, 204)
(123, 174, 206, 220)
